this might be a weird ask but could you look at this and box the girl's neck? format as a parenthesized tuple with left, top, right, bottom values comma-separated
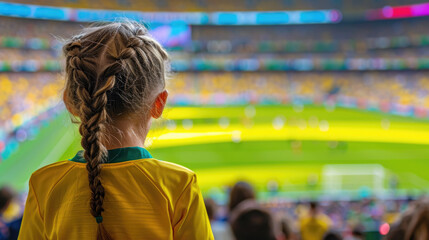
(104, 118, 150, 150)
(104, 135, 146, 150)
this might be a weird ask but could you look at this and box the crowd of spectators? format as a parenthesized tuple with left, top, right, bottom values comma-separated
(2, 15, 429, 76)
(169, 72, 429, 114)
(3, 16, 429, 63)
(204, 181, 429, 240)
(206, 20, 427, 39)
(0, 17, 79, 40)
(0, 73, 63, 134)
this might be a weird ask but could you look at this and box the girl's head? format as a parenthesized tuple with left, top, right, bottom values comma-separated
(62, 21, 169, 239)
(63, 21, 169, 125)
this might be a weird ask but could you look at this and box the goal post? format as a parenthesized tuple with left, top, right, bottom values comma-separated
(322, 164, 386, 194)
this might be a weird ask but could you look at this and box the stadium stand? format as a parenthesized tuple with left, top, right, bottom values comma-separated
(169, 72, 429, 110)
(8, 0, 429, 14)
(0, 73, 62, 133)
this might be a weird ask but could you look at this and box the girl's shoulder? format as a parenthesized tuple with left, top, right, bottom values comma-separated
(137, 158, 194, 174)
(132, 159, 199, 201)
(27, 160, 76, 207)
(132, 158, 196, 183)
(30, 160, 75, 183)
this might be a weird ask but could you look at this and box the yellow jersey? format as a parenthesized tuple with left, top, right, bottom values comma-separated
(299, 213, 331, 240)
(18, 147, 214, 240)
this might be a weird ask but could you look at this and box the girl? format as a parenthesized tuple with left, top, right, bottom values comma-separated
(18, 21, 213, 240)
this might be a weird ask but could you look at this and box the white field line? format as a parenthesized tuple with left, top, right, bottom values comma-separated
(403, 172, 429, 189)
(37, 128, 76, 169)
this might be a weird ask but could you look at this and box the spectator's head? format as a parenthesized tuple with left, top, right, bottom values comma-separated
(351, 226, 365, 240)
(229, 181, 255, 212)
(323, 231, 342, 240)
(386, 197, 429, 240)
(230, 200, 276, 240)
(309, 201, 318, 216)
(0, 186, 14, 213)
(204, 198, 217, 221)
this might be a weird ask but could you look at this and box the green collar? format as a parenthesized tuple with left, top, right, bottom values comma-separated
(70, 147, 152, 163)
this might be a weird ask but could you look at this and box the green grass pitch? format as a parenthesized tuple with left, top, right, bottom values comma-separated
(2, 105, 429, 197)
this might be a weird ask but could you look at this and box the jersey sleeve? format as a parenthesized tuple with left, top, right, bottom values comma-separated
(18, 179, 45, 240)
(172, 174, 214, 240)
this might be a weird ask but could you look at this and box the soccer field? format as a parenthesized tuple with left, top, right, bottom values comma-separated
(2, 105, 429, 197)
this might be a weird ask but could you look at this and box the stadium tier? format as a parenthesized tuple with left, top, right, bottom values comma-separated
(6, 0, 429, 15)
(170, 72, 429, 109)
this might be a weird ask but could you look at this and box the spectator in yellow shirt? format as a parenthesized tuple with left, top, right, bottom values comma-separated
(19, 21, 213, 240)
(300, 202, 332, 240)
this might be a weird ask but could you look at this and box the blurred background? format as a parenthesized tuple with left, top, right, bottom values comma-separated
(1, 0, 429, 239)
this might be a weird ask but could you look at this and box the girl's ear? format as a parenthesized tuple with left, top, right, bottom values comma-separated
(63, 91, 79, 116)
(150, 90, 168, 119)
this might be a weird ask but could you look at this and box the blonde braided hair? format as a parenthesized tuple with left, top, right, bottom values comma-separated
(63, 21, 169, 240)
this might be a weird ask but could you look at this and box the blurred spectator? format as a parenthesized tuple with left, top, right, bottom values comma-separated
(230, 200, 277, 240)
(323, 231, 342, 240)
(205, 198, 216, 220)
(279, 216, 297, 240)
(226, 181, 257, 239)
(0, 187, 14, 239)
(204, 198, 234, 240)
(299, 201, 332, 240)
(347, 226, 365, 240)
(229, 181, 256, 212)
(0, 187, 13, 210)
(0, 187, 21, 240)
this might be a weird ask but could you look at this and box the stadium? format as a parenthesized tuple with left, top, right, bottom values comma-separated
(1, 0, 429, 239)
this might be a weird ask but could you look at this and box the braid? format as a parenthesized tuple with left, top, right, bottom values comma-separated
(66, 40, 118, 240)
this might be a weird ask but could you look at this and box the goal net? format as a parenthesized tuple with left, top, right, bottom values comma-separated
(322, 164, 386, 194)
